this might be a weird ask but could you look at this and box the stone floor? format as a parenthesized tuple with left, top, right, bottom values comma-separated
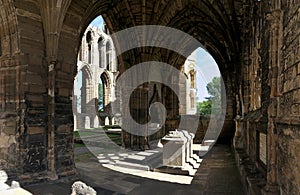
(23, 144, 245, 195)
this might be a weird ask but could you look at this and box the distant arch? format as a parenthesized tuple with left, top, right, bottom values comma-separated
(86, 31, 93, 43)
(80, 64, 94, 113)
(106, 41, 112, 70)
(100, 71, 111, 110)
(98, 36, 104, 68)
(86, 31, 93, 64)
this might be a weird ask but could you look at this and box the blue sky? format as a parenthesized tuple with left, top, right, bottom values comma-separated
(195, 48, 220, 101)
(91, 16, 104, 27)
(89, 16, 220, 102)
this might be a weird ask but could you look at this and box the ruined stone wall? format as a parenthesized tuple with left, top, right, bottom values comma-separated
(0, 0, 20, 179)
(0, 0, 50, 183)
(239, 0, 300, 194)
(0, 0, 77, 183)
(276, 1, 300, 194)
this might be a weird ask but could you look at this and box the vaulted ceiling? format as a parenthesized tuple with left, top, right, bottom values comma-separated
(0, 0, 246, 87)
(78, 0, 245, 74)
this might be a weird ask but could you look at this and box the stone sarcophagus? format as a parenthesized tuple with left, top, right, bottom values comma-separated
(160, 130, 200, 175)
(161, 130, 186, 167)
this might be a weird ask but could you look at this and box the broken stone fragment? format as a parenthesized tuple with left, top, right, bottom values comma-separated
(71, 181, 96, 195)
(0, 170, 9, 191)
(0, 170, 8, 183)
(10, 181, 20, 189)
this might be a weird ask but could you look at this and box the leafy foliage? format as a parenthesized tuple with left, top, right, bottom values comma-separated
(98, 82, 104, 112)
(197, 76, 222, 115)
(197, 100, 212, 115)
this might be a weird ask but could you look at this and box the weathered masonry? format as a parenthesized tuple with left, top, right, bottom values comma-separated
(0, 0, 299, 194)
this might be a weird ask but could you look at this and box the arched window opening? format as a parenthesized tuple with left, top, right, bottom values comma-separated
(88, 44, 92, 64)
(106, 41, 112, 70)
(100, 72, 111, 112)
(86, 31, 92, 43)
(190, 70, 196, 89)
(98, 79, 104, 111)
(98, 37, 104, 68)
(86, 31, 92, 64)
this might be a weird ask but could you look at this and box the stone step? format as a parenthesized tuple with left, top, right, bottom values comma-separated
(192, 153, 202, 163)
(182, 163, 198, 176)
(187, 158, 200, 169)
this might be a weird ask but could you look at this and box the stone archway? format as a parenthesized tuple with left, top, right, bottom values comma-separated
(0, 0, 244, 182)
(0, 1, 298, 194)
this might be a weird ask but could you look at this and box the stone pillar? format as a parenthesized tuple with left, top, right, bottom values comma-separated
(47, 61, 57, 180)
(263, 4, 282, 194)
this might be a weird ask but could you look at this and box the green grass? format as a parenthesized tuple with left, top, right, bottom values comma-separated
(73, 130, 122, 146)
(74, 131, 80, 138)
(74, 142, 85, 148)
(106, 132, 122, 145)
(73, 130, 98, 138)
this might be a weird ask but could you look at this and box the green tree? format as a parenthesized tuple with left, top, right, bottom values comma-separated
(197, 100, 212, 115)
(98, 82, 104, 112)
(197, 76, 222, 115)
(206, 77, 221, 101)
(206, 76, 221, 114)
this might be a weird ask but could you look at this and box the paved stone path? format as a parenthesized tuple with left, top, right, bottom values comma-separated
(24, 144, 245, 195)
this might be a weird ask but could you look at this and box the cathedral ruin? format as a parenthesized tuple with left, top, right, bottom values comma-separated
(0, 0, 299, 194)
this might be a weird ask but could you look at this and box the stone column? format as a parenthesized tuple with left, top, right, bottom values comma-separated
(47, 61, 57, 180)
(263, 5, 282, 194)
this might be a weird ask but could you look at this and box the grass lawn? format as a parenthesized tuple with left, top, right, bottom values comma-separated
(73, 130, 98, 138)
(74, 142, 85, 148)
(73, 127, 122, 146)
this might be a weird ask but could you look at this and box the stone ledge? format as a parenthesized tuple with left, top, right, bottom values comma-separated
(275, 117, 300, 126)
(233, 148, 266, 195)
(0, 112, 17, 119)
